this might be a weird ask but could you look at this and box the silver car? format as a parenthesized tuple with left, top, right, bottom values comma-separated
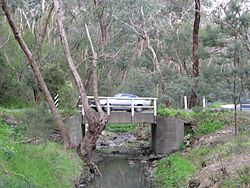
(97, 93, 151, 112)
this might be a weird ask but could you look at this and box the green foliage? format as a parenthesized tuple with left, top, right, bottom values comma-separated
(43, 65, 66, 96)
(58, 81, 78, 109)
(194, 111, 231, 136)
(106, 124, 139, 133)
(118, 67, 156, 97)
(0, 122, 82, 188)
(196, 120, 224, 136)
(154, 152, 196, 188)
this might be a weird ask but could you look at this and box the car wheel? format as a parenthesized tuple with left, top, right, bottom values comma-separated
(103, 103, 112, 112)
(135, 104, 143, 112)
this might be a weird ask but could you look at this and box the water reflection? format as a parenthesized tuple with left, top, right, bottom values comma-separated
(88, 157, 155, 188)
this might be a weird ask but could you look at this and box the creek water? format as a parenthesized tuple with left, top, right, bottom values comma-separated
(88, 157, 155, 188)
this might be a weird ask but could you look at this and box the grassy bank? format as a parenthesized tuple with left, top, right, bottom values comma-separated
(0, 121, 83, 187)
(158, 108, 232, 135)
(154, 152, 196, 187)
(154, 108, 250, 187)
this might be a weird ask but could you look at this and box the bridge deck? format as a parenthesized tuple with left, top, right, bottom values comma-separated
(82, 111, 156, 124)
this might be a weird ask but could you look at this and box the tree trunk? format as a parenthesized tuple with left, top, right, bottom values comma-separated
(189, 0, 201, 108)
(33, 88, 41, 105)
(53, 0, 108, 162)
(93, 0, 107, 47)
(1, 0, 72, 149)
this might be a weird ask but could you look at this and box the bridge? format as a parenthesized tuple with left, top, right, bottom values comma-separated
(65, 96, 185, 155)
(79, 96, 157, 124)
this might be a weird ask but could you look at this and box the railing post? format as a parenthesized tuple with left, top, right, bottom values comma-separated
(107, 97, 110, 115)
(154, 99, 157, 117)
(131, 98, 135, 117)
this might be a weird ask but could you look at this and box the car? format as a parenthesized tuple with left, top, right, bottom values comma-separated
(89, 93, 151, 112)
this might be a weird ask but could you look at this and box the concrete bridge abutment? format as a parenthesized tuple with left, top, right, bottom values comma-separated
(151, 117, 184, 155)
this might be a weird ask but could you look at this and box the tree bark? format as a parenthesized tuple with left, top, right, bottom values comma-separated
(189, 0, 200, 108)
(53, 0, 108, 162)
(1, 0, 72, 149)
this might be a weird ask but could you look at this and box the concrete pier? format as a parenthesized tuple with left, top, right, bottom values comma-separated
(151, 117, 184, 155)
(63, 115, 83, 147)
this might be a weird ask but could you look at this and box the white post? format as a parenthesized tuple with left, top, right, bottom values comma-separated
(131, 98, 135, 117)
(203, 96, 206, 108)
(153, 99, 157, 117)
(184, 96, 188, 110)
(107, 97, 110, 115)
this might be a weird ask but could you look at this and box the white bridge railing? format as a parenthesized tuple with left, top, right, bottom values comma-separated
(79, 96, 158, 118)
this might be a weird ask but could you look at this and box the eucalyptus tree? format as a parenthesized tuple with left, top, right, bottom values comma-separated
(189, 0, 201, 108)
(198, 0, 250, 133)
(217, 0, 250, 134)
(1, 0, 72, 148)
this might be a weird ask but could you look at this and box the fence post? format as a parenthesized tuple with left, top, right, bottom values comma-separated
(184, 96, 188, 110)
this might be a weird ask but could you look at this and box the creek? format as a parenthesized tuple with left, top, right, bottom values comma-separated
(87, 156, 156, 188)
